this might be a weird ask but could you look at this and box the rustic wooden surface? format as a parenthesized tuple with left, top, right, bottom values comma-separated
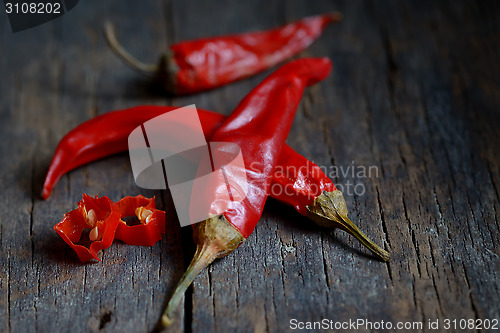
(1, 0, 499, 332)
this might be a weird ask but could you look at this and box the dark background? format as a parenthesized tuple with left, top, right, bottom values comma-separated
(0, 0, 499, 332)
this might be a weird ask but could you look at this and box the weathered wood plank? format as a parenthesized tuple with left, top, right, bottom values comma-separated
(375, 0, 500, 325)
(0, 0, 499, 332)
(0, 1, 184, 332)
(183, 0, 500, 332)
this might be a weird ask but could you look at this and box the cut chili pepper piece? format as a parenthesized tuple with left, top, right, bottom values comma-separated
(53, 194, 120, 262)
(104, 12, 341, 94)
(114, 195, 165, 246)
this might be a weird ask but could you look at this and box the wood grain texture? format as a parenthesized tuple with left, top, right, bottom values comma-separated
(0, 0, 499, 332)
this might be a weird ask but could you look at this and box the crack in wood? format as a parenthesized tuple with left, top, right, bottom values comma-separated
(461, 262, 480, 321)
(487, 161, 500, 216)
(375, 186, 393, 285)
(402, 191, 422, 278)
(7, 254, 11, 332)
(431, 273, 444, 317)
(320, 232, 331, 292)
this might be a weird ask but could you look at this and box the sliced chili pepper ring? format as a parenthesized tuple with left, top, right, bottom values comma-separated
(115, 195, 166, 246)
(53, 194, 120, 262)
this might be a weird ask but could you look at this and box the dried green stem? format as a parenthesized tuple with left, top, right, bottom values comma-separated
(161, 215, 245, 327)
(326, 11, 343, 23)
(161, 242, 217, 327)
(307, 190, 390, 261)
(103, 22, 158, 74)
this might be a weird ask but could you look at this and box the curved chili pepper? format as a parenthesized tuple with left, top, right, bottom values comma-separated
(104, 12, 341, 95)
(42, 107, 389, 261)
(41, 106, 223, 200)
(115, 195, 166, 246)
(161, 57, 332, 326)
(53, 194, 121, 262)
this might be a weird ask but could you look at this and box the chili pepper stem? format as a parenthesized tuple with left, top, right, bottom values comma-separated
(103, 22, 161, 74)
(161, 243, 215, 327)
(161, 215, 245, 327)
(325, 11, 343, 24)
(306, 190, 391, 261)
(104, 22, 178, 93)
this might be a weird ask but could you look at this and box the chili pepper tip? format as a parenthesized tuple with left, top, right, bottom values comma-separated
(42, 187, 50, 200)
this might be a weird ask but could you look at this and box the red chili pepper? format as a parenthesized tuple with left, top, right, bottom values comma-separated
(115, 195, 166, 246)
(41, 106, 223, 200)
(272, 145, 390, 261)
(160, 57, 332, 326)
(53, 194, 121, 262)
(104, 12, 341, 94)
(271, 145, 336, 213)
(43, 107, 389, 261)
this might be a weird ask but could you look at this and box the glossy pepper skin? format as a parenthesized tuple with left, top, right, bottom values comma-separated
(272, 147, 390, 261)
(271, 145, 337, 214)
(43, 107, 389, 260)
(209, 58, 332, 238)
(53, 194, 121, 262)
(41, 106, 224, 200)
(161, 58, 332, 326)
(115, 195, 166, 246)
(104, 12, 341, 94)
